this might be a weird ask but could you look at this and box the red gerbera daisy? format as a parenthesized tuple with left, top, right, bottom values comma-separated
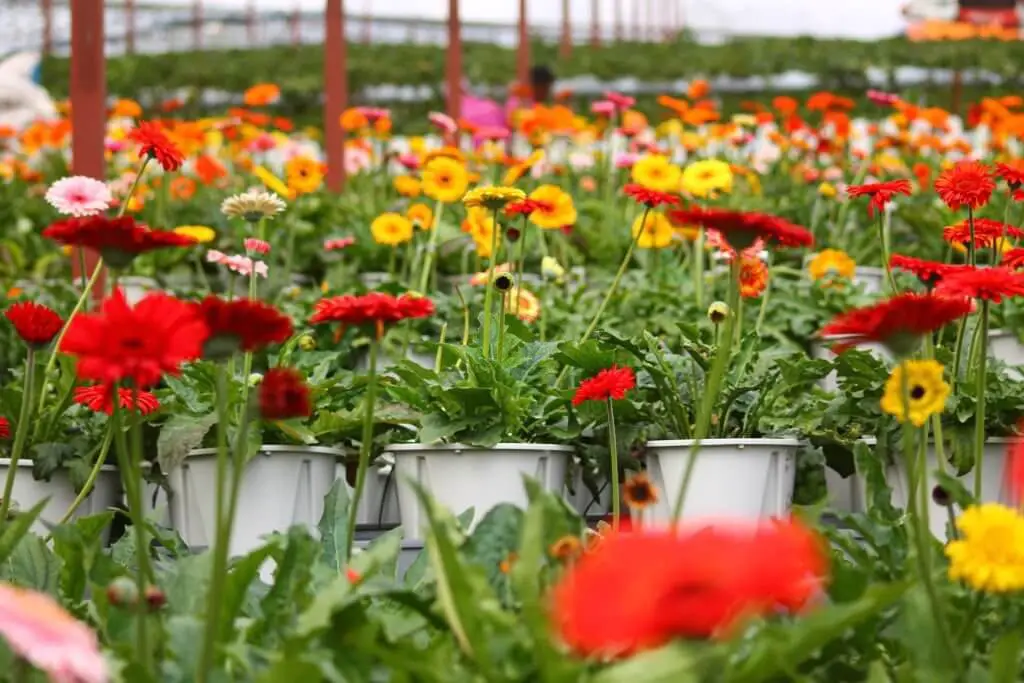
(0, 416, 8, 439)
(934, 266, 1024, 304)
(1003, 248, 1024, 270)
(258, 368, 313, 420)
(889, 254, 968, 286)
(196, 297, 294, 359)
(845, 179, 913, 217)
(60, 289, 207, 388)
(126, 121, 185, 171)
(572, 366, 636, 406)
(505, 199, 554, 217)
(74, 384, 160, 416)
(935, 161, 995, 210)
(4, 302, 63, 348)
(995, 161, 1024, 189)
(623, 184, 680, 208)
(310, 292, 434, 338)
(668, 207, 813, 251)
(552, 519, 826, 657)
(820, 293, 972, 354)
(942, 218, 1023, 249)
(42, 216, 198, 269)
(1007, 428, 1024, 505)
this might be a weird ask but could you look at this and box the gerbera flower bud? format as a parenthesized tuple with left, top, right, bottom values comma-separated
(707, 301, 730, 324)
(106, 577, 140, 608)
(623, 471, 659, 511)
(549, 535, 584, 562)
(298, 334, 316, 351)
(506, 226, 521, 242)
(493, 273, 515, 292)
(144, 585, 167, 611)
(932, 485, 953, 507)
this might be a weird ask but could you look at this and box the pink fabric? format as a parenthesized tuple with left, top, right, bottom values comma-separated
(460, 92, 507, 130)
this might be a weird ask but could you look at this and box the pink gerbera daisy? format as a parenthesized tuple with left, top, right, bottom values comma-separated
(324, 237, 356, 251)
(44, 176, 113, 217)
(244, 238, 271, 255)
(428, 111, 458, 136)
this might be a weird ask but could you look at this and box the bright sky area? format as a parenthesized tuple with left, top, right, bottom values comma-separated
(162, 0, 911, 39)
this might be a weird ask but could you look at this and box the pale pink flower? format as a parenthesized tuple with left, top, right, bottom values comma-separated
(357, 107, 390, 124)
(614, 153, 639, 169)
(428, 111, 458, 136)
(591, 100, 616, 117)
(604, 91, 635, 111)
(45, 176, 112, 217)
(344, 145, 372, 176)
(206, 249, 231, 265)
(104, 138, 125, 153)
(247, 133, 277, 153)
(867, 89, 900, 107)
(324, 237, 355, 251)
(0, 582, 109, 683)
(397, 153, 420, 170)
(244, 238, 271, 255)
(823, 166, 844, 182)
(225, 255, 268, 278)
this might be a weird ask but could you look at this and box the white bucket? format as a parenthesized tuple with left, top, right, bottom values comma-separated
(0, 459, 120, 539)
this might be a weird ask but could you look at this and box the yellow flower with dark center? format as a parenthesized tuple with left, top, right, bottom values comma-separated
(285, 156, 323, 195)
(370, 212, 414, 246)
(394, 175, 421, 198)
(623, 471, 659, 510)
(879, 360, 949, 427)
(422, 157, 469, 203)
(462, 206, 499, 258)
(172, 225, 216, 244)
(528, 184, 577, 229)
(463, 185, 526, 210)
(549, 535, 583, 561)
(946, 504, 1024, 593)
(631, 155, 682, 193)
(507, 287, 541, 323)
(407, 203, 434, 230)
(503, 149, 545, 186)
(423, 146, 466, 165)
(631, 212, 674, 249)
(808, 249, 856, 282)
(680, 159, 734, 198)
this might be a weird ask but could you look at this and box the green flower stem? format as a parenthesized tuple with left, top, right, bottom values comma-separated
(55, 426, 113, 527)
(692, 229, 705, 309)
(513, 217, 530, 316)
(347, 339, 379, 561)
(877, 215, 897, 293)
(111, 390, 153, 676)
(497, 292, 508, 360)
(670, 258, 741, 525)
(754, 252, 773, 335)
(606, 399, 621, 531)
(950, 316, 969, 396)
(434, 322, 448, 373)
(973, 300, 989, 500)
(967, 206, 977, 267)
(0, 350, 36, 527)
(480, 208, 502, 358)
(417, 201, 445, 293)
(118, 157, 151, 219)
(77, 249, 89, 310)
(197, 364, 231, 683)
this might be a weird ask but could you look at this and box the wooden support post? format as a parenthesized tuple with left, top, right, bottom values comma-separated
(41, 0, 53, 55)
(324, 0, 348, 191)
(125, 0, 135, 54)
(193, 0, 203, 49)
(446, 0, 462, 121)
(560, 0, 572, 58)
(516, 0, 530, 88)
(590, 0, 601, 47)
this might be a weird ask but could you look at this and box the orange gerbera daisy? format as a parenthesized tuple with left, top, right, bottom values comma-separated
(244, 83, 281, 107)
(739, 256, 769, 298)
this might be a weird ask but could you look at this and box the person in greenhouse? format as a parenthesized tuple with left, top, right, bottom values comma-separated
(459, 64, 557, 131)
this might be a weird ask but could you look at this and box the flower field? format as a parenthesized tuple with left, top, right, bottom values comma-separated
(3, 78, 1024, 681)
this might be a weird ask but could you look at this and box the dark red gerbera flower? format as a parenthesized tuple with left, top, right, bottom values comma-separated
(310, 292, 434, 338)
(126, 121, 185, 171)
(0, 417, 8, 440)
(196, 297, 294, 359)
(1007, 427, 1024, 505)
(934, 266, 1024, 304)
(942, 218, 1024, 249)
(935, 161, 995, 210)
(1003, 248, 1024, 270)
(845, 179, 913, 217)
(668, 207, 813, 251)
(552, 519, 827, 657)
(42, 216, 198, 269)
(60, 289, 208, 388)
(505, 199, 554, 217)
(996, 161, 1024, 190)
(889, 254, 968, 286)
(258, 368, 312, 420)
(819, 293, 972, 355)
(572, 366, 636, 406)
(4, 301, 63, 348)
(623, 184, 680, 208)
(74, 384, 160, 416)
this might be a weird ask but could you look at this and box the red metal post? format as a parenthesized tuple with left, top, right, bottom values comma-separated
(614, 0, 623, 41)
(70, 0, 106, 297)
(290, 5, 301, 45)
(193, 0, 203, 49)
(246, 0, 257, 44)
(516, 0, 529, 89)
(645, 0, 654, 40)
(41, 0, 53, 55)
(446, 0, 462, 121)
(361, 0, 372, 44)
(325, 0, 347, 191)
(125, 0, 135, 53)
(590, 0, 600, 47)
(631, 0, 639, 40)
(560, 0, 572, 58)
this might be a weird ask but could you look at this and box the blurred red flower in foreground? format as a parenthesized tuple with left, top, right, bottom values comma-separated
(935, 267, 1024, 304)
(668, 207, 813, 251)
(258, 368, 312, 420)
(196, 297, 293, 359)
(995, 161, 1024, 189)
(74, 384, 160, 416)
(935, 161, 995, 210)
(552, 519, 827, 656)
(889, 254, 967, 286)
(4, 302, 63, 348)
(60, 290, 207, 388)
(572, 366, 636, 406)
(43, 216, 198, 269)
(1007, 429, 1024, 505)
(0, 417, 8, 439)
(127, 121, 186, 171)
(820, 293, 971, 354)
(845, 179, 912, 216)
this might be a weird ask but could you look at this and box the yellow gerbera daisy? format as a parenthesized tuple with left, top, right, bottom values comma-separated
(407, 203, 434, 230)
(394, 175, 421, 198)
(422, 157, 469, 203)
(172, 225, 217, 244)
(631, 212, 674, 249)
(807, 249, 856, 282)
(946, 504, 1024, 593)
(462, 185, 526, 210)
(879, 360, 949, 427)
(631, 155, 682, 193)
(370, 212, 414, 246)
(680, 159, 733, 198)
(527, 185, 577, 229)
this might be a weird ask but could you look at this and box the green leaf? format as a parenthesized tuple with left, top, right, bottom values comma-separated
(164, 374, 211, 413)
(0, 533, 61, 593)
(317, 480, 350, 571)
(157, 412, 218, 474)
(219, 541, 279, 637)
(50, 511, 114, 601)
(354, 527, 404, 580)
(31, 442, 76, 481)
(989, 630, 1021, 683)
(464, 504, 523, 586)
(592, 643, 702, 683)
(0, 499, 48, 565)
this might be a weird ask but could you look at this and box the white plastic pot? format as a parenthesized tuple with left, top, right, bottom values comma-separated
(387, 443, 571, 541)
(810, 335, 891, 393)
(852, 266, 885, 294)
(165, 445, 341, 555)
(565, 466, 611, 518)
(354, 347, 434, 372)
(118, 276, 160, 305)
(359, 272, 394, 289)
(0, 459, 120, 538)
(989, 330, 1024, 375)
(638, 439, 799, 525)
(337, 457, 400, 529)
